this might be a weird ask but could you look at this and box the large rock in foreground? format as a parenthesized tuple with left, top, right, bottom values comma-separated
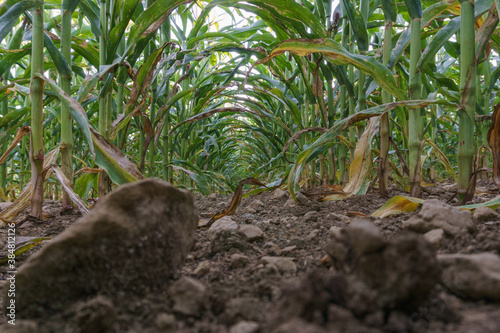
(439, 252, 500, 301)
(325, 219, 441, 313)
(8, 179, 198, 318)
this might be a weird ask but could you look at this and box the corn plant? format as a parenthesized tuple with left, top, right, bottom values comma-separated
(0, 0, 500, 223)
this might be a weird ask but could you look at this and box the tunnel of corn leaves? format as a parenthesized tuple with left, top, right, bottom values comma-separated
(1, 0, 500, 221)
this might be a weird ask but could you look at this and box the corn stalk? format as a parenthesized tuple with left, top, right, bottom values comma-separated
(30, 0, 45, 218)
(404, 0, 423, 197)
(458, 0, 476, 201)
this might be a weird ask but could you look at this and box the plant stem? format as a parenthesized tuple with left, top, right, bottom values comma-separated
(30, 1, 45, 218)
(0, 97, 7, 191)
(60, 1, 74, 207)
(408, 17, 422, 197)
(458, 0, 476, 200)
(380, 20, 393, 196)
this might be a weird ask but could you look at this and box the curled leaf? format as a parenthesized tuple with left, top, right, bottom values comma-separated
(52, 166, 90, 215)
(371, 195, 425, 218)
(0, 126, 30, 165)
(199, 177, 266, 227)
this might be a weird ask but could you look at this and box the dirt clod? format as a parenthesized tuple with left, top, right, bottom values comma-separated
(6, 179, 198, 318)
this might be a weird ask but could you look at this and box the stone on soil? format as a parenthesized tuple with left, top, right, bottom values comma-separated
(344, 218, 385, 256)
(230, 254, 250, 269)
(271, 188, 288, 200)
(230, 321, 260, 333)
(247, 199, 265, 212)
(239, 224, 264, 241)
(155, 313, 176, 330)
(7, 179, 198, 318)
(296, 192, 311, 206)
(438, 252, 500, 301)
(224, 298, 264, 325)
(193, 260, 211, 277)
(424, 228, 444, 249)
(208, 216, 239, 237)
(324, 225, 440, 312)
(273, 318, 326, 333)
(261, 256, 297, 274)
(304, 211, 318, 222)
(473, 206, 499, 222)
(210, 230, 249, 255)
(170, 277, 207, 316)
(403, 199, 474, 235)
(284, 198, 296, 208)
(327, 212, 350, 222)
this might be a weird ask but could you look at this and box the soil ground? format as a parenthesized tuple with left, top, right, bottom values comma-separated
(1, 182, 500, 332)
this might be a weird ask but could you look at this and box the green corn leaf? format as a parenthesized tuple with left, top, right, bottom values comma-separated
(418, 17, 460, 69)
(38, 75, 145, 185)
(78, 0, 101, 38)
(287, 99, 458, 199)
(341, 0, 369, 51)
(190, 0, 327, 40)
(62, 0, 81, 12)
(381, 0, 397, 22)
(0, 1, 37, 44)
(43, 31, 73, 78)
(0, 48, 30, 78)
(106, 0, 140, 62)
(403, 0, 422, 19)
(125, 0, 194, 57)
(269, 38, 405, 101)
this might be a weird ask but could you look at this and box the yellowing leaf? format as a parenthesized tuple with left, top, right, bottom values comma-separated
(371, 195, 425, 218)
(322, 117, 380, 201)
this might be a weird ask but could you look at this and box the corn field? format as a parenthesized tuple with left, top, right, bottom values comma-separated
(1, 0, 500, 220)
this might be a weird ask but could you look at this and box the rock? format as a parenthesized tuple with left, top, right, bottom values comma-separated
(230, 254, 250, 269)
(284, 198, 296, 208)
(265, 244, 282, 256)
(327, 213, 350, 222)
(403, 199, 474, 235)
(208, 193, 218, 200)
(344, 218, 385, 256)
(473, 206, 499, 222)
(272, 188, 288, 200)
(247, 199, 265, 212)
(424, 228, 444, 249)
(239, 225, 264, 241)
(8, 179, 198, 318)
(170, 277, 207, 316)
(281, 245, 297, 254)
(307, 229, 319, 240)
(303, 211, 318, 222)
(329, 226, 342, 239)
(261, 256, 297, 274)
(210, 230, 249, 255)
(438, 252, 500, 300)
(296, 192, 311, 206)
(155, 313, 176, 330)
(216, 201, 228, 210)
(454, 309, 500, 333)
(224, 298, 264, 325)
(193, 260, 211, 277)
(230, 321, 260, 333)
(325, 228, 440, 312)
(73, 296, 117, 333)
(208, 216, 239, 237)
(273, 318, 326, 333)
